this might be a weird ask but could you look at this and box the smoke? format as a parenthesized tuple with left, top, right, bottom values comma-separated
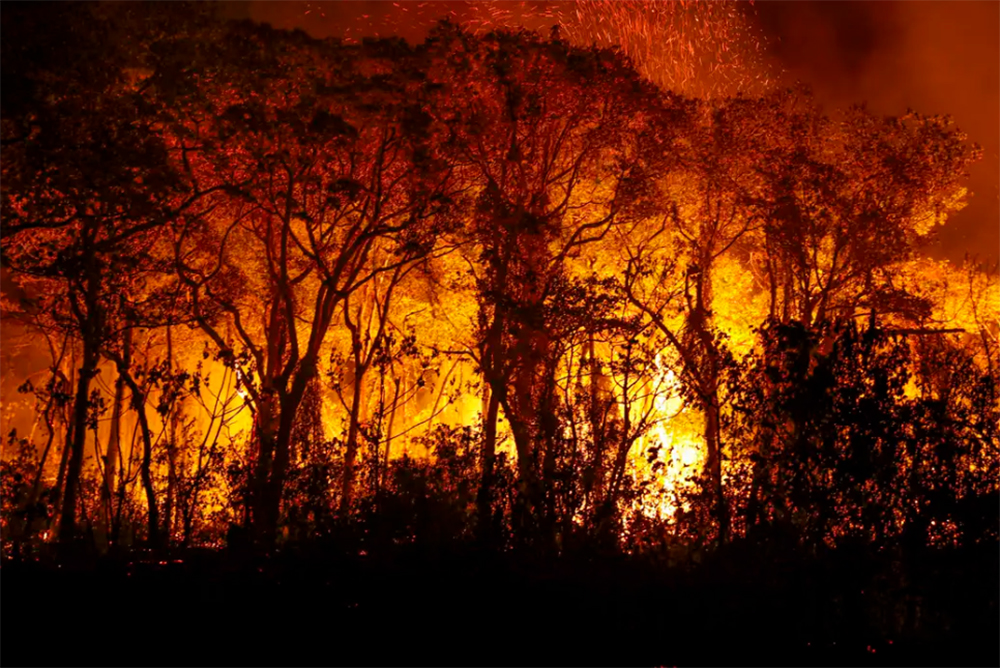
(247, 1, 998, 262)
(754, 1, 999, 262)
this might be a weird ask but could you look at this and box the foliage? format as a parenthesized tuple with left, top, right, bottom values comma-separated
(725, 321, 999, 550)
(0, 7, 995, 564)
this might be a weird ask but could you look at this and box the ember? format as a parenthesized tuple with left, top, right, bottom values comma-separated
(1, 2, 997, 666)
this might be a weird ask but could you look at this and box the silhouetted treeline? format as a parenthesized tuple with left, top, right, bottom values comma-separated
(2, 4, 997, 665)
(1, 2, 996, 564)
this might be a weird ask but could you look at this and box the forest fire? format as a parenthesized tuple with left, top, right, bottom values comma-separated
(1, 1, 998, 665)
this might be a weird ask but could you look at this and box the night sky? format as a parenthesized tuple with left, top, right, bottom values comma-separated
(232, 0, 999, 263)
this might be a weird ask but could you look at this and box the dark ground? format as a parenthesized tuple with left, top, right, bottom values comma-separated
(2, 541, 997, 667)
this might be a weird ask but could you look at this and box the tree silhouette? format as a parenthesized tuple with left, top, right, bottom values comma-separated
(0, 13, 994, 617)
(159, 23, 456, 545)
(1, 3, 196, 546)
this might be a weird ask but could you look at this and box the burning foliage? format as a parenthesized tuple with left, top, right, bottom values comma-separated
(0, 3, 997, 663)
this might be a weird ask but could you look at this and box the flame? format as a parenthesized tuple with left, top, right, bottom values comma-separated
(632, 354, 705, 521)
(0, 3, 991, 551)
(233, 367, 251, 404)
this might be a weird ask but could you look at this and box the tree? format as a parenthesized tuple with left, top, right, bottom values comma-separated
(163, 24, 456, 545)
(424, 24, 669, 544)
(748, 91, 979, 327)
(729, 320, 998, 549)
(620, 93, 774, 543)
(1, 3, 193, 546)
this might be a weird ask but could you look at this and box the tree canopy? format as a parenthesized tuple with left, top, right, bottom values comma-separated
(1, 5, 994, 565)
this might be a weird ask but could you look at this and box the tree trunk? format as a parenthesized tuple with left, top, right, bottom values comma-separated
(251, 361, 315, 547)
(58, 339, 99, 546)
(476, 389, 501, 544)
(496, 385, 543, 539)
(340, 368, 366, 514)
(98, 355, 126, 550)
(381, 374, 402, 492)
(258, 403, 296, 546)
(251, 394, 280, 544)
(119, 367, 160, 550)
(587, 336, 609, 507)
(164, 324, 177, 545)
(690, 262, 728, 543)
(26, 368, 64, 541)
(52, 382, 74, 534)
(103, 328, 161, 549)
(703, 383, 727, 543)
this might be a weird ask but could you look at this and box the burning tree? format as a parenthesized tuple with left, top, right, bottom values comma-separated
(0, 7, 994, 562)
(159, 23, 456, 545)
(0, 3, 202, 547)
(421, 23, 679, 545)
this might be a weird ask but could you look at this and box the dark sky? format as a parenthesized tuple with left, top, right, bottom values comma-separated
(235, 0, 998, 262)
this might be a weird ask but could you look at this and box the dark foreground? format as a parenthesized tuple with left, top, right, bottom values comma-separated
(3, 541, 997, 667)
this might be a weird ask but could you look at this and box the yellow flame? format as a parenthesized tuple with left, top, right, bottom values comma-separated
(632, 353, 704, 520)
